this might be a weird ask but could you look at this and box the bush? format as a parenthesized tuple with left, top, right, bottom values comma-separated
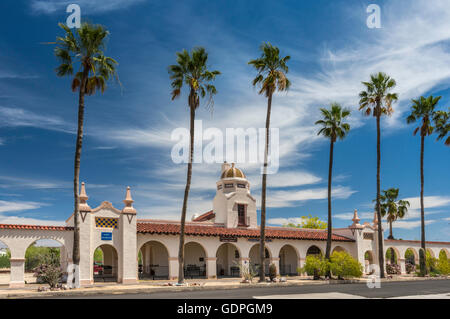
(386, 263, 401, 275)
(302, 255, 328, 280)
(405, 263, 415, 274)
(436, 254, 450, 275)
(235, 261, 258, 283)
(329, 251, 363, 279)
(269, 263, 277, 281)
(0, 251, 10, 269)
(34, 263, 63, 288)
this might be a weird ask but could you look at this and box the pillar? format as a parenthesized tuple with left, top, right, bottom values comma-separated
(206, 257, 217, 279)
(399, 258, 406, 275)
(299, 258, 305, 276)
(169, 257, 178, 280)
(9, 258, 25, 288)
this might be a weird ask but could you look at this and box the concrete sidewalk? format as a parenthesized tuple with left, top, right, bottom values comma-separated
(1, 275, 448, 299)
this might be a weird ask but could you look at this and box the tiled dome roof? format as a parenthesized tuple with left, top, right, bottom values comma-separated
(221, 163, 246, 179)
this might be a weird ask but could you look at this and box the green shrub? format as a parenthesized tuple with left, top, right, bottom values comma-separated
(0, 250, 11, 269)
(436, 253, 450, 275)
(329, 251, 363, 279)
(303, 255, 328, 280)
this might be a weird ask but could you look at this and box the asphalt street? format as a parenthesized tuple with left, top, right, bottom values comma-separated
(43, 279, 450, 299)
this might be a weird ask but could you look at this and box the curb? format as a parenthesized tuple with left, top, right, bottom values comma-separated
(2, 277, 449, 299)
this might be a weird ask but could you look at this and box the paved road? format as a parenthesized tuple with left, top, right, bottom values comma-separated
(47, 279, 450, 299)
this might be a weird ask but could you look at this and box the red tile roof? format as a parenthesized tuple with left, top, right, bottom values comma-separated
(0, 224, 73, 231)
(137, 222, 354, 242)
(192, 210, 215, 222)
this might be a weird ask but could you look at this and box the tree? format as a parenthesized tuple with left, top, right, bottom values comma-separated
(283, 215, 327, 229)
(249, 42, 290, 282)
(358, 72, 398, 278)
(433, 108, 450, 146)
(406, 95, 444, 274)
(168, 47, 220, 284)
(55, 22, 118, 287)
(315, 103, 351, 261)
(376, 188, 410, 241)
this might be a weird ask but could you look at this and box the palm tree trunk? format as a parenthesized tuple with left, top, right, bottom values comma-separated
(259, 92, 272, 282)
(177, 105, 195, 284)
(376, 111, 385, 278)
(325, 140, 334, 261)
(389, 219, 393, 239)
(420, 134, 427, 274)
(72, 67, 88, 287)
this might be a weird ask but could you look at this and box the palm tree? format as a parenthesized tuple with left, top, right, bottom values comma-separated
(168, 47, 220, 284)
(433, 108, 450, 146)
(249, 42, 290, 282)
(406, 95, 442, 274)
(359, 72, 398, 278)
(55, 22, 118, 287)
(378, 188, 410, 240)
(315, 103, 351, 264)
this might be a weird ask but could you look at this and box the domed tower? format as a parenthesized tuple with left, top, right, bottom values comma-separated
(212, 162, 257, 228)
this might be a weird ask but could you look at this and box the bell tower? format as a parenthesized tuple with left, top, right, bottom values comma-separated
(212, 162, 257, 228)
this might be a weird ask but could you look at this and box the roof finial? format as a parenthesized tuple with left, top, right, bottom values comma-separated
(349, 208, 363, 229)
(373, 210, 379, 229)
(122, 186, 136, 214)
(79, 182, 91, 212)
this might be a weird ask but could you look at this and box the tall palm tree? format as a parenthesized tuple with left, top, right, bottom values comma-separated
(249, 42, 290, 282)
(168, 47, 220, 284)
(55, 22, 118, 287)
(359, 72, 398, 278)
(315, 103, 351, 263)
(406, 95, 442, 275)
(378, 188, 410, 240)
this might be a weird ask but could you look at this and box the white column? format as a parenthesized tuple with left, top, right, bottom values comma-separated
(299, 258, 305, 276)
(206, 257, 217, 279)
(9, 258, 25, 288)
(169, 257, 178, 280)
(399, 258, 406, 274)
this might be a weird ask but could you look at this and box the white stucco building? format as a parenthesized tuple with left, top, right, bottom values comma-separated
(0, 162, 449, 288)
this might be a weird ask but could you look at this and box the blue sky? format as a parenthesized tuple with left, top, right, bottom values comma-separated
(0, 0, 449, 242)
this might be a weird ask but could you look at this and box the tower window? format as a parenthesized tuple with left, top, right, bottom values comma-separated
(237, 183, 246, 188)
(225, 183, 234, 188)
(237, 204, 246, 226)
(217, 184, 222, 190)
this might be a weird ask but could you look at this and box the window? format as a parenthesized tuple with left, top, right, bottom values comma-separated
(225, 183, 234, 188)
(238, 204, 246, 226)
(237, 183, 246, 188)
(217, 184, 222, 190)
(235, 250, 240, 258)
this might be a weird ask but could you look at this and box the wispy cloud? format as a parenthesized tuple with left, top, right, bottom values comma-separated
(31, 0, 145, 14)
(0, 106, 74, 134)
(0, 200, 43, 214)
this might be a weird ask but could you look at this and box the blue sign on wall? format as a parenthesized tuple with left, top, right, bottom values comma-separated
(101, 232, 112, 241)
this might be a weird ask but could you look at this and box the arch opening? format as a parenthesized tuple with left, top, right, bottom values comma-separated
(306, 245, 323, 257)
(25, 239, 64, 284)
(364, 250, 374, 274)
(0, 240, 10, 286)
(184, 242, 207, 279)
(139, 241, 169, 280)
(93, 244, 118, 283)
(332, 246, 347, 254)
(216, 243, 240, 278)
(405, 248, 417, 265)
(385, 247, 399, 265)
(279, 245, 298, 276)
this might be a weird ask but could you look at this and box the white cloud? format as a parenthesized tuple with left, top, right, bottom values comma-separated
(0, 106, 74, 134)
(31, 0, 145, 14)
(0, 200, 43, 213)
(0, 175, 69, 189)
(382, 219, 437, 230)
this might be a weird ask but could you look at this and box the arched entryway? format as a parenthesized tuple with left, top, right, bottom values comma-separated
(439, 249, 449, 260)
(93, 244, 118, 283)
(306, 245, 323, 256)
(139, 241, 169, 280)
(0, 240, 10, 286)
(405, 248, 417, 265)
(385, 247, 399, 265)
(216, 243, 241, 278)
(279, 245, 298, 276)
(184, 242, 207, 278)
(25, 239, 63, 284)
(364, 250, 374, 274)
(249, 244, 271, 276)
